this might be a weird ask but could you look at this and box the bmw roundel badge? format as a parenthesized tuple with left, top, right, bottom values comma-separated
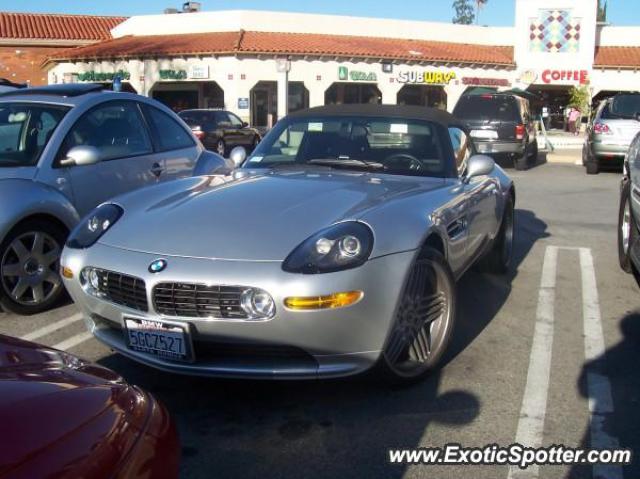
(148, 259, 167, 273)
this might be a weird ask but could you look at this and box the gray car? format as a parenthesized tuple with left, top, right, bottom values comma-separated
(584, 94, 640, 174)
(0, 83, 230, 315)
(61, 104, 515, 383)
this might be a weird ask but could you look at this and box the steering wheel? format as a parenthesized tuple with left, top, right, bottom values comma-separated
(385, 153, 422, 171)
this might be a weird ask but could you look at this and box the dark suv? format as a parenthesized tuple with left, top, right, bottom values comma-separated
(178, 109, 261, 157)
(453, 93, 537, 170)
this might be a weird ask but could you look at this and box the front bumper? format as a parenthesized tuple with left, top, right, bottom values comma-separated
(61, 243, 415, 379)
(472, 140, 525, 156)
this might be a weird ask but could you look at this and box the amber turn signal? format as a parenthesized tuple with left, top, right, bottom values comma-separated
(284, 291, 363, 310)
(60, 266, 73, 279)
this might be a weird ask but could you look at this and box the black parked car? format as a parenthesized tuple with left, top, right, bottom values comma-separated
(453, 92, 537, 170)
(178, 109, 261, 157)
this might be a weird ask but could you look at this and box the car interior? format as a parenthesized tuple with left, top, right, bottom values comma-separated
(254, 119, 445, 175)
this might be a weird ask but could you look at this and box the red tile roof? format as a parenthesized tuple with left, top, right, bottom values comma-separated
(47, 30, 515, 67)
(0, 12, 126, 41)
(594, 47, 640, 69)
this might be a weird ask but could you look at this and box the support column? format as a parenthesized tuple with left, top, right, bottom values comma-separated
(381, 81, 402, 105)
(277, 69, 288, 120)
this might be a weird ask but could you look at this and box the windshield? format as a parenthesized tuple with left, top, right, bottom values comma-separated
(607, 95, 640, 120)
(0, 103, 69, 167)
(453, 95, 520, 122)
(245, 116, 447, 177)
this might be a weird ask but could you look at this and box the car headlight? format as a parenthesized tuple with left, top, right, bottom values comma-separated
(66, 204, 123, 249)
(282, 222, 374, 274)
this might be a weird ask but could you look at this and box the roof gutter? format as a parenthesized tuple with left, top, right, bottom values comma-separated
(43, 51, 515, 69)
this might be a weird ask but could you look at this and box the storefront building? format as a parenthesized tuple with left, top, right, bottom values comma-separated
(0, 12, 125, 86)
(44, 0, 640, 128)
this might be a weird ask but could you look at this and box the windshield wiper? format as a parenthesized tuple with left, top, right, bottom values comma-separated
(307, 158, 386, 171)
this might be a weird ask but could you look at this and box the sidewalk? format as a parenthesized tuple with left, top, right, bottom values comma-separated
(545, 149, 582, 165)
(537, 130, 585, 151)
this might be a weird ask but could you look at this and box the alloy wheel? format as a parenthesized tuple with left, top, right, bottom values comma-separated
(384, 258, 452, 378)
(1, 231, 62, 306)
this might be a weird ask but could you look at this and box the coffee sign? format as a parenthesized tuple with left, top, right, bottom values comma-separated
(338, 66, 377, 82)
(542, 69, 588, 85)
(397, 70, 456, 85)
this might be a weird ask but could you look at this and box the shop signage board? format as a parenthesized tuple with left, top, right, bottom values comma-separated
(541, 69, 589, 85)
(462, 77, 511, 87)
(397, 70, 457, 85)
(188, 64, 209, 79)
(238, 97, 249, 109)
(159, 69, 188, 80)
(338, 67, 377, 82)
(517, 70, 538, 85)
(76, 70, 131, 82)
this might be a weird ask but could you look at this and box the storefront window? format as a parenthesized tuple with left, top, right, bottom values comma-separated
(324, 83, 381, 105)
(288, 82, 309, 113)
(397, 85, 447, 109)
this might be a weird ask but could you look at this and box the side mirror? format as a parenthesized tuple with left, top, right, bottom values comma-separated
(193, 150, 234, 176)
(60, 145, 101, 167)
(241, 121, 249, 128)
(464, 155, 495, 183)
(229, 146, 247, 167)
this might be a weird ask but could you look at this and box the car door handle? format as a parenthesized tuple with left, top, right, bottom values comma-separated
(150, 162, 164, 178)
(447, 217, 467, 240)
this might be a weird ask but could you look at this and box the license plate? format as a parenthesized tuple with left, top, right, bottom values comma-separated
(471, 130, 498, 139)
(124, 318, 193, 362)
(477, 143, 493, 153)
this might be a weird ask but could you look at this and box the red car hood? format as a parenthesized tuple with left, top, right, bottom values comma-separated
(0, 335, 155, 479)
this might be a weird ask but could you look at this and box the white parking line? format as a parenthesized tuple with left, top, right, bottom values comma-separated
(579, 248, 623, 479)
(20, 313, 83, 342)
(508, 245, 558, 479)
(52, 331, 93, 351)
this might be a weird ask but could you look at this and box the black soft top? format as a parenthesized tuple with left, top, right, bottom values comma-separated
(289, 104, 461, 127)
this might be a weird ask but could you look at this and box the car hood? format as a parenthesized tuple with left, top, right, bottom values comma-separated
(0, 335, 150, 478)
(101, 169, 448, 261)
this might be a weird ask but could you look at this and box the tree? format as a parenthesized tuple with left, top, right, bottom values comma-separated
(569, 84, 592, 131)
(452, 0, 488, 25)
(597, 0, 608, 22)
(452, 0, 475, 24)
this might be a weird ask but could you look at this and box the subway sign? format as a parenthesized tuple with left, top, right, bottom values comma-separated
(397, 70, 457, 85)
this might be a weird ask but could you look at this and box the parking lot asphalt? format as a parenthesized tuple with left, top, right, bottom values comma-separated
(1, 155, 639, 479)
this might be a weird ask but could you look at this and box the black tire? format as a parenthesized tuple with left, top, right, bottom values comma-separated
(216, 139, 226, 157)
(0, 219, 67, 315)
(251, 135, 260, 150)
(618, 181, 637, 273)
(478, 195, 515, 274)
(586, 158, 600, 175)
(375, 247, 456, 385)
(514, 154, 528, 171)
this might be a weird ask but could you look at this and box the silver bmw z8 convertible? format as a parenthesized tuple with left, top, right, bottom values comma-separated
(61, 104, 515, 383)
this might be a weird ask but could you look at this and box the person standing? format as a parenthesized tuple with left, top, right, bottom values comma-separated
(569, 107, 581, 136)
(542, 106, 550, 130)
